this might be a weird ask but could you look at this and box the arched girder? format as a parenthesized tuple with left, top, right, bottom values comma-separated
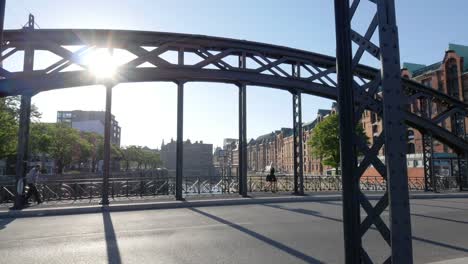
(1, 29, 377, 77)
(0, 28, 466, 154)
(405, 112, 468, 151)
(0, 67, 337, 99)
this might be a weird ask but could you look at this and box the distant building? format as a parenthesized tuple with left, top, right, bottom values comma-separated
(57, 110, 121, 147)
(215, 139, 239, 177)
(160, 139, 214, 178)
(246, 106, 336, 175)
(361, 43, 468, 178)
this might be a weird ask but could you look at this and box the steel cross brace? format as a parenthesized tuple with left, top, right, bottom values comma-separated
(335, 0, 413, 263)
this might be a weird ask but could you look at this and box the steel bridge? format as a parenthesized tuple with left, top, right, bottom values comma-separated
(0, 0, 467, 263)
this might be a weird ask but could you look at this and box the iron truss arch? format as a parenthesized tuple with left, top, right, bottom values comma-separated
(0, 28, 466, 153)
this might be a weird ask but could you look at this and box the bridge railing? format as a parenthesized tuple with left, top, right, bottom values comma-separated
(0, 174, 452, 204)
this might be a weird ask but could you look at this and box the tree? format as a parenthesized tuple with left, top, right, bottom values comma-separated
(0, 98, 18, 158)
(30, 123, 53, 168)
(45, 124, 88, 174)
(307, 113, 367, 174)
(80, 132, 103, 172)
(0, 96, 41, 159)
(121, 146, 161, 171)
(141, 148, 161, 169)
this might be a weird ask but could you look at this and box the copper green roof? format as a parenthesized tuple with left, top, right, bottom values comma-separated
(449, 43, 468, 72)
(403, 43, 468, 77)
(412, 61, 443, 77)
(403, 62, 427, 74)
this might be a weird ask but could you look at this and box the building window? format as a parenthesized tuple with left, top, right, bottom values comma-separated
(422, 78, 432, 88)
(447, 59, 460, 98)
(407, 143, 415, 154)
(407, 130, 414, 140)
(370, 113, 376, 124)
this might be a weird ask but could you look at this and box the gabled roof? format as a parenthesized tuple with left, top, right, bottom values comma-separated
(449, 43, 468, 71)
(403, 43, 468, 77)
(402, 62, 427, 74)
(302, 119, 318, 131)
(280, 127, 293, 137)
(412, 61, 442, 77)
(317, 109, 331, 116)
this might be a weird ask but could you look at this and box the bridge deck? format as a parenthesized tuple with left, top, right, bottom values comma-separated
(1, 198, 467, 263)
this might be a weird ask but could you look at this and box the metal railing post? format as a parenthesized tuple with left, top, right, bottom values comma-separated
(101, 84, 113, 205)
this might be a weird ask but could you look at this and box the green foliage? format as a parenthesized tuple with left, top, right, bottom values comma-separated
(307, 113, 367, 171)
(29, 124, 125, 173)
(121, 145, 161, 171)
(0, 98, 18, 158)
(30, 123, 53, 155)
(0, 96, 41, 158)
(46, 124, 86, 173)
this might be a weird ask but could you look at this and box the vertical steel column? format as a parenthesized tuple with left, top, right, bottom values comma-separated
(297, 95, 304, 195)
(101, 84, 113, 205)
(0, 1, 5, 48)
(238, 84, 243, 195)
(175, 81, 184, 200)
(422, 133, 435, 192)
(292, 94, 298, 194)
(237, 54, 248, 197)
(14, 14, 34, 209)
(463, 152, 468, 191)
(456, 156, 461, 191)
(242, 83, 248, 197)
(377, 0, 414, 261)
(175, 49, 184, 200)
(333, 1, 361, 263)
(238, 83, 248, 197)
(292, 92, 304, 195)
(456, 154, 462, 191)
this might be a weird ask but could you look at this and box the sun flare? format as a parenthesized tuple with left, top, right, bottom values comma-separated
(85, 49, 119, 79)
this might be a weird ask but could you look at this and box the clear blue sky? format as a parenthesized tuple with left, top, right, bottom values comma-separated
(4, 0, 468, 149)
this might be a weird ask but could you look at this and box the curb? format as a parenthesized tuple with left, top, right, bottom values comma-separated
(1, 192, 468, 219)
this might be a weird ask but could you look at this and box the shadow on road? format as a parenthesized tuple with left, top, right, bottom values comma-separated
(263, 204, 342, 223)
(0, 217, 15, 230)
(102, 210, 122, 264)
(188, 207, 324, 264)
(411, 213, 468, 225)
(264, 202, 468, 255)
(410, 201, 467, 211)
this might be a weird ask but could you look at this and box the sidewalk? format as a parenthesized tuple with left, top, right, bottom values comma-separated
(1, 191, 467, 219)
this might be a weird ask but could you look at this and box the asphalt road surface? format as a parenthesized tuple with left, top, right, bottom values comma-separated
(1, 198, 468, 263)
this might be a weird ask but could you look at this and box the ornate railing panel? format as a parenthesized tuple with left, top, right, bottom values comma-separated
(0, 174, 432, 204)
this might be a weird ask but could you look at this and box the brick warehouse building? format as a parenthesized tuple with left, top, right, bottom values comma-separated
(361, 43, 468, 178)
(161, 139, 214, 178)
(245, 106, 336, 175)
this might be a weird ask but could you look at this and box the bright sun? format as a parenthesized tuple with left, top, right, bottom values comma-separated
(86, 49, 119, 79)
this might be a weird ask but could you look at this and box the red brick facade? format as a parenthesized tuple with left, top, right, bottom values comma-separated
(362, 44, 468, 159)
(246, 107, 336, 175)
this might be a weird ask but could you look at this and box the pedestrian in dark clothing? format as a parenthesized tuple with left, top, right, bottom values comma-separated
(25, 165, 42, 204)
(266, 167, 277, 193)
(269, 167, 277, 193)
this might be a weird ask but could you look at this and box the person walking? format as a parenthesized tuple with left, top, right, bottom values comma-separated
(25, 165, 42, 204)
(269, 167, 277, 193)
(265, 167, 277, 193)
